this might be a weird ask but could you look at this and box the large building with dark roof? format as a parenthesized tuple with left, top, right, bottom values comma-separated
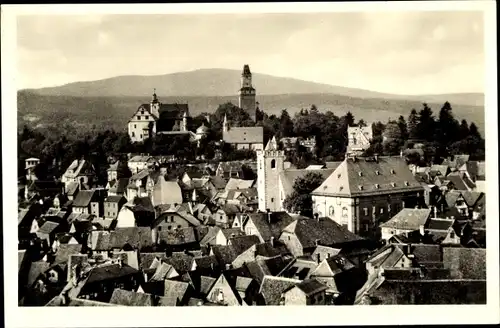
(311, 156, 425, 238)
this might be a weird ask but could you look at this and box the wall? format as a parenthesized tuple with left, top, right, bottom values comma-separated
(90, 201, 101, 218)
(381, 227, 414, 241)
(73, 206, 89, 215)
(215, 231, 229, 246)
(283, 287, 306, 305)
(116, 207, 136, 228)
(104, 202, 120, 219)
(232, 245, 257, 268)
(128, 109, 156, 143)
(155, 213, 191, 231)
(206, 275, 241, 306)
(243, 219, 265, 243)
(312, 191, 420, 238)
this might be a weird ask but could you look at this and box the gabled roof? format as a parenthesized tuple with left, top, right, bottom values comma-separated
(109, 227, 153, 250)
(429, 164, 449, 177)
(105, 195, 126, 203)
(282, 216, 363, 249)
(279, 169, 334, 197)
(37, 221, 60, 235)
(445, 191, 463, 208)
(223, 126, 264, 144)
(211, 245, 239, 266)
(245, 212, 295, 242)
(446, 175, 471, 191)
(199, 276, 217, 296)
(425, 218, 454, 231)
(109, 289, 154, 306)
(163, 279, 190, 305)
(72, 190, 96, 207)
(313, 157, 424, 197)
(53, 244, 83, 266)
(65, 182, 79, 196)
(158, 227, 197, 245)
(259, 276, 300, 305)
(460, 191, 483, 207)
(163, 252, 198, 273)
(109, 178, 129, 194)
(209, 176, 228, 190)
(292, 279, 328, 296)
(379, 208, 431, 231)
(150, 262, 177, 282)
(27, 261, 50, 287)
(228, 235, 261, 254)
(85, 263, 138, 284)
(225, 178, 254, 191)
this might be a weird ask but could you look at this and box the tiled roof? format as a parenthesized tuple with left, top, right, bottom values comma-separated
(379, 208, 431, 231)
(109, 288, 154, 306)
(279, 169, 335, 196)
(72, 190, 96, 207)
(221, 228, 245, 240)
(139, 252, 168, 270)
(255, 241, 290, 258)
(53, 244, 82, 265)
(312, 157, 424, 197)
(223, 126, 264, 144)
(150, 262, 177, 282)
(86, 263, 138, 284)
(225, 178, 254, 191)
(37, 221, 60, 235)
(158, 227, 197, 245)
(152, 176, 183, 207)
(194, 255, 220, 273)
(163, 279, 190, 305)
(163, 252, 197, 273)
(109, 227, 153, 249)
(209, 176, 228, 190)
(445, 191, 462, 208)
(429, 164, 449, 177)
(446, 175, 471, 191)
(109, 178, 129, 194)
(128, 155, 153, 163)
(66, 297, 117, 306)
(442, 247, 486, 279)
(283, 216, 363, 249)
(228, 235, 260, 254)
(460, 191, 483, 207)
(324, 255, 356, 274)
(293, 279, 328, 296)
(199, 276, 217, 296)
(65, 182, 79, 196)
(246, 212, 295, 242)
(425, 218, 454, 231)
(259, 276, 301, 305)
(211, 245, 239, 266)
(27, 261, 50, 287)
(105, 195, 126, 203)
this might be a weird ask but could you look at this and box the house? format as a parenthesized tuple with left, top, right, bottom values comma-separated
(162, 279, 194, 306)
(205, 273, 244, 306)
(72, 190, 103, 216)
(152, 204, 201, 236)
(76, 262, 141, 303)
(310, 245, 341, 264)
(25, 157, 40, 181)
(346, 126, 373, 157)
(107, 160, 120, 182)
(258, 275, 301, 305)
(445, 191, 470, 217)
(18, 202, 43, 247)
(36, 221, 61, 248)
(61, 158, 96, 190)
(311, 156, 425, 238)
(280, 137, 316, 154)
(107, 178, 129, 197)
(125, 169, 153, 201)
(282, 279, 328, 305)
(216, 161, 257, 180)
(152, 176, 183, 206)
(279, 215, 364, 258)
(424, 218, 460, 245)
(214, 204, 241, 228)
(242, 211, 295, 243)
(109, 288, 155, 306)
(104, 195, 127, 220)
(192, 256, 221, 276)
(379, 208, 431, 240)
(116, 197, 155, 228)
(215, 228, 246, 246)
(308, 254, 366, 300)
(24, 180, 65, 202)
(222, 114, 264, 151)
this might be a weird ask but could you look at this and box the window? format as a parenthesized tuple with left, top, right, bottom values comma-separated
(450, 231, 455, 238)
(363, 208, 368, 216)
(271, 159, 276, 168)
(380, 207, 384, 214)
(288, 236, 290, 241)
(107, 212, 110, 216)
(271, 198, 274, 203)
(145, 115, 149, 120)
(177, 225, 181, 229)
(158, 226, 162, 231)
(168, 226, 172, 230)
(329, 206, 334, 216)
(137, 116, 141, 120)
(342, 207, 348, 218)
(139, 134, 142, 139)
(141, 110, 144, 115)
(131, 132, 135, 137)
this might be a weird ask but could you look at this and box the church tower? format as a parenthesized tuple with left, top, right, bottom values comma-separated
(239, 64, 256, 122)
(257, 136, 285, 212)
(150, 88, 160, 118)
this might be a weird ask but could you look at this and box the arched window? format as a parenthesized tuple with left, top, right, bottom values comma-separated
(329, 206, 334, 217)
(342, 207, 348, 218)
(271, 159, 276, 169)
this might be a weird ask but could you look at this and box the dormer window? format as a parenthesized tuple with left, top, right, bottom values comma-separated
(375, 184, 380, 189)
(141, 110, 144, 115)
(390, 169, 395, 174)
(358, 172, 363, 177)
(337, 174, 341, 179)
(375, 171, 380, 175)
(404, 181, 409, 186)
(391, 182, 396, 187)
(358, 185, 363, 190)
(339, 186, 344, 191)
(137, 116, 141, 120)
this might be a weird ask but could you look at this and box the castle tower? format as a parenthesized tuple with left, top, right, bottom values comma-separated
(150, 88, 160, 118)
(238, 64, 256, 122)
(257, 136, 285, 212)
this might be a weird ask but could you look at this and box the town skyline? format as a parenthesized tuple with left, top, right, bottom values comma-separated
(18, 11, 484, 95)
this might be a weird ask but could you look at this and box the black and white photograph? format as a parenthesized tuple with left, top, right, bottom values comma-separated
(2, 1, 499, 327)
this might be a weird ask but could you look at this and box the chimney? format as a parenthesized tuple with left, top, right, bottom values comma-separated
(270, 236, 274, 247)
(210, 263, 214, 272)
(315, 239, 320, 247)
(433, 206, 437, 219)
(314, 213, 320, 222)
(419, 224, 425, 236)
(374, 154, 379, 162)
(266, 209, 271, 224)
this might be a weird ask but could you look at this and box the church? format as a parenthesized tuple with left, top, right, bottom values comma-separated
(127, 90, 207, 144)
(222, 64, 264, 150)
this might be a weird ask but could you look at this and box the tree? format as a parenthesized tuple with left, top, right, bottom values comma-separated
(241, 164, 256, 180)
(459, 119, 470, 140)
(116, 159, 132, 179)
(469, 123, 481, 139)
(436, 101, 460, 147)
(397, 115, 409, 142)
(416, 103, 436, 142)
(279, 109, 294, 137)
(407, 109, 419, 140)
(357, 119, 367, 128)
(283, 172, 324, 217)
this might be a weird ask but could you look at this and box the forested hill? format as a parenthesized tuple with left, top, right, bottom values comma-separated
(17, 90, 484, 136)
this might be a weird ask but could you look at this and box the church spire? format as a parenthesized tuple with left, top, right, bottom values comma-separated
(152, 88, 158, 102)
(265, 135, 278, 151)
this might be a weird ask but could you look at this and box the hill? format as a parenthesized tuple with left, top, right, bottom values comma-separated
(22, 68, 484, 107)
(17, 91, 485, 136)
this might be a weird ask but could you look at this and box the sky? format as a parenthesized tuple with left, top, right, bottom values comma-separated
(16, 11, 485, 95)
